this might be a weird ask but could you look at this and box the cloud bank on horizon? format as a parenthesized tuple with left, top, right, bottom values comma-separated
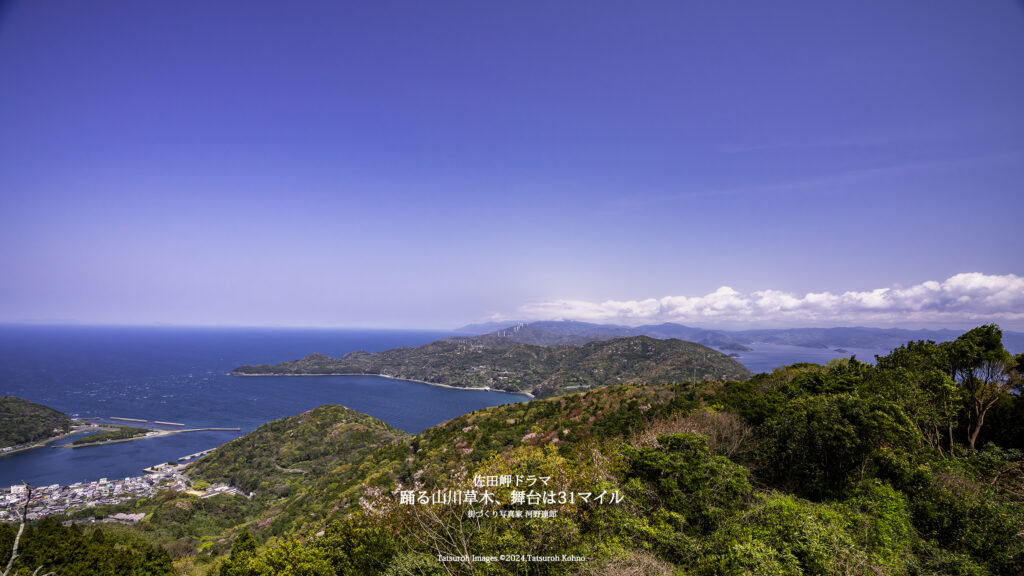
(499, 273, 1024, 329)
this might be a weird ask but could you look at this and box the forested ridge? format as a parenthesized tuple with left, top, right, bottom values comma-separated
(3, 325, 1023, 576)
(232, 335, 751, 397)
(0, 396, 72, 448)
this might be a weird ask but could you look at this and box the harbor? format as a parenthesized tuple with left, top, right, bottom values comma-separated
(104, 416, 232, 430)
(0, 330, 523, 489)
(2, 447, 244, 522)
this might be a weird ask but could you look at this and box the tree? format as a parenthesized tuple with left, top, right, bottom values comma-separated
(248, 541, 332, 576)
(220, 536, 332, 576)
(315, 516, 397, 575)
(623, 433, 751, 534)
(760, 394, 920, 499)
(219, 531, 257, 576)
(1, 485, 53, 576)
(942, 325, 1022, 449)
(870, 340, 961, 454)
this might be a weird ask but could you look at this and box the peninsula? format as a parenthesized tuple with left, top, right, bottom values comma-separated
(0, 396, 74, 454)
(232, 334, 751, 397)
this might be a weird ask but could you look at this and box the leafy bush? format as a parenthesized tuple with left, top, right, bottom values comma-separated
(696, 493, 873, 576)
(0, 518, 173, 576)
(759, 394, 921, 499)
(622, 433, 751, 535)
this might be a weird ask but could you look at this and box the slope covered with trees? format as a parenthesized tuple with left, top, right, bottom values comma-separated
(188, 405, 408, 498)
(213, 325, 1024, 576)
(0, 518, 173, 576)
(0, 396, 72, 448)
(233, 335, 751, 397)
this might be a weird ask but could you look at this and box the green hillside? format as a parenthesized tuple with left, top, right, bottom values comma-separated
(0, 396, 72, 448)
(233, 335, 751, 397)
(7, 326, 1024, 576)
(207, 326, 1024, 576)
(189, 405, 408, 498)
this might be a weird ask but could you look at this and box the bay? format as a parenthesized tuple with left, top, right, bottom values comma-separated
(724, 343, 891, 374)
(0, 325, 527, 487)
(0, 325, 896, 488)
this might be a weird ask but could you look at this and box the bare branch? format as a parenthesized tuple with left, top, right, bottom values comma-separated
(2, 483, 33, 576)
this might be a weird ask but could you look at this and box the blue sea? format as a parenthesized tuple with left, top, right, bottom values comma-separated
(722, 343, 891, 374)
(0, 325, 893, 488)
(0, 325, 528, 487)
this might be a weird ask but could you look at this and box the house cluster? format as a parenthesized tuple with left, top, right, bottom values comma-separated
(0, 468, 189, 521)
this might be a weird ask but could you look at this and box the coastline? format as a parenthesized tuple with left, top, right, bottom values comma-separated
(59, 427, 243, 449)
(231, 371, 536, 399)
(0, 427, 92, 459)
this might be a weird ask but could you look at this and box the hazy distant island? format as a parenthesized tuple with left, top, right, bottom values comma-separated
(233, 332, 751, 397)
(454, 319, 1024, 352)
(455, 320, 1024, 353)
(455, 320, 759, 350)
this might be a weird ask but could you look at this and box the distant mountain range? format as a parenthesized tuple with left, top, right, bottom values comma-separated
(233, 322, 1022, 399)
(455, 320, 1024, 353)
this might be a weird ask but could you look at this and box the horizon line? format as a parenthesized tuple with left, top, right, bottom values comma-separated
(2, 320, 1021, 334)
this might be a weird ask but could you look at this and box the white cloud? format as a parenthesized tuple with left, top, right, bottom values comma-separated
(501, 273, 1024, 329)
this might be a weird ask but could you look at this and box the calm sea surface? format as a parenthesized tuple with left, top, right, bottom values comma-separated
(0, 325, 527, 487)
(0, 325, 893, 488)
(724, 343, 890, 374)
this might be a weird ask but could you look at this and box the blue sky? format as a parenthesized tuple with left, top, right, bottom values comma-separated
(1, 1, 1022, 329)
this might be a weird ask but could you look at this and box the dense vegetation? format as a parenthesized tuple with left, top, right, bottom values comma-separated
(215, 325, 1024, 575)
(71, 425, 150, 445)
(189, 405, 408, 497)
(0, 518, 173, 575)
(0, 396, 72, 448)
(6, 325, 1023, 576)
(233, 335, 751, 397)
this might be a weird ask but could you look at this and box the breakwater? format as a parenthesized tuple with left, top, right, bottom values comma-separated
(178, 448, 215, 462)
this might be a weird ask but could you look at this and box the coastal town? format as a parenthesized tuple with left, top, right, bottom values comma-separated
(0, 459, 247, 523)
(0, 409, 250, 523)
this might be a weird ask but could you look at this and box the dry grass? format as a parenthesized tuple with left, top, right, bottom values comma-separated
(630, 409, 757, 463)
(575, 549, 675, 576)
